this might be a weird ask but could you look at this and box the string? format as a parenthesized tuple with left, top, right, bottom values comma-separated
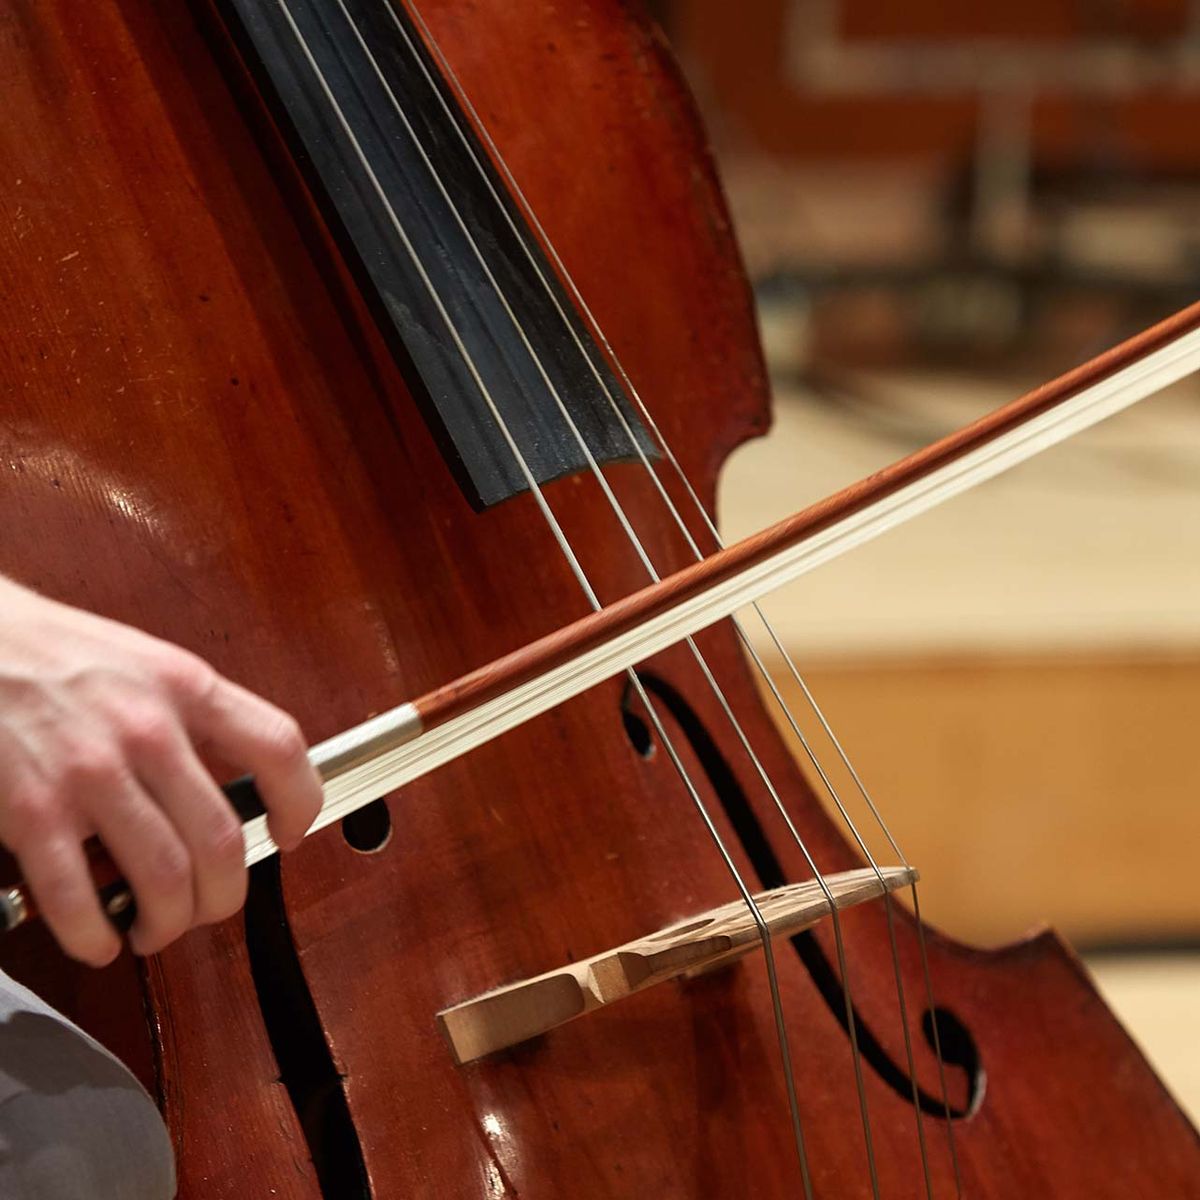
(312, 0, 963, 1188)
(387, 2, 959, 1192)
(343, 0, 897, 1187)
(272, 0, 817, 1189)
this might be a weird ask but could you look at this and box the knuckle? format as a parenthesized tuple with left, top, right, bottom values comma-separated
(201, 809, 244, 868)
(143, 837, 191, 896)
(37, 861, 88, 915)
(155, 650, 216, 706)
(119, 706, 177, 761)
(264, 714, 306, 765)
(58, 741, 123, 790)
(3, 784, 58, 844)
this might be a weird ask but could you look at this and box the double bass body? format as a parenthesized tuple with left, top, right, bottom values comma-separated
(0, 1, 1195, 1195)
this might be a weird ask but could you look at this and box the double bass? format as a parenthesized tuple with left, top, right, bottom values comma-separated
(1, 1, 1196, 1195)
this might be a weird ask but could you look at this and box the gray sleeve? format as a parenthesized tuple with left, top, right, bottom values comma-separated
(0, 969, 175, 1200)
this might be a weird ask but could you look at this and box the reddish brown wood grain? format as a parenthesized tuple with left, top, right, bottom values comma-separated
(0, 2, 1196, 1197)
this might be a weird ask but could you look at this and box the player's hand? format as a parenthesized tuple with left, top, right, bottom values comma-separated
(0, 577, 322, 965)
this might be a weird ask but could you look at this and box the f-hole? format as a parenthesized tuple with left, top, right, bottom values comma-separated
(244, 858, 372, 1199)
(621, 703, 656, 759)
(621, 674, 984, 1119)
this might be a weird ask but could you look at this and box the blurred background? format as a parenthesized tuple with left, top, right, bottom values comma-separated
(653, 0, 1198, 1118)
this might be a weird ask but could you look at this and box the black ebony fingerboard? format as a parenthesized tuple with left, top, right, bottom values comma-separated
(219, 0, 655, 508)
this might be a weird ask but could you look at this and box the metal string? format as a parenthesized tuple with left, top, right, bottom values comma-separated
(348, 0, 898, 1188)
(389, 3, 960, 1193)
(273, 0, 817, 1189)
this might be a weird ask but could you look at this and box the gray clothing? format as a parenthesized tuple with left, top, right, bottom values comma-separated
(0, 970, 175, 1199)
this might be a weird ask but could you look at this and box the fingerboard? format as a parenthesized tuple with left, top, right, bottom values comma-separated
(218, 0, 655, 508)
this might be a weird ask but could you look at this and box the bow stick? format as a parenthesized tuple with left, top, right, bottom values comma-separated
(4, 299, 1200, 934)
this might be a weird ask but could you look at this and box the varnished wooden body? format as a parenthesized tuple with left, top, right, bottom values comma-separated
(0, 2, 1196, 1196)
